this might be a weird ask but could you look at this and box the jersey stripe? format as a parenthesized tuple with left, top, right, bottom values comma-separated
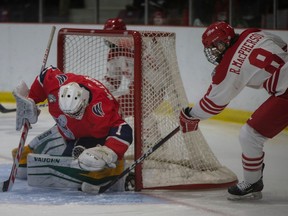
(199, 95, 227, 115)
(263, 68, 280, 95)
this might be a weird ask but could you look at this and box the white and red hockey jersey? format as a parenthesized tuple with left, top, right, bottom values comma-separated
(191, 28, 288, 120)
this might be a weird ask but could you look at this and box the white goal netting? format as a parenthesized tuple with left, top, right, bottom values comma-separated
(57, 28, 237, 190)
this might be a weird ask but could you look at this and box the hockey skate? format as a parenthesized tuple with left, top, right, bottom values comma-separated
(81, 171, 134, 194)
(81, 174, 127, 194)
(81, 178, 125, 194)
(125, 172, 135, 191)
(227, 164, 265, 201)
(81, 181, 106, 194)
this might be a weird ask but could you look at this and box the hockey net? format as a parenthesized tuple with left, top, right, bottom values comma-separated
(57, 28, 237, 191)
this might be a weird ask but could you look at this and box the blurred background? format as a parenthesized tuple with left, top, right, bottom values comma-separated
(0, 0, 287, 29)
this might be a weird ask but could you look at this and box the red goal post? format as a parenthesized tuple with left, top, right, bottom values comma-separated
(57, 28, 238, 191)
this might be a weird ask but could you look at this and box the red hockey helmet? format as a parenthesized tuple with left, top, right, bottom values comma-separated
(202, 22, 235, 65)
(104, 18, 127, 30)
(202, 21, 235, 48)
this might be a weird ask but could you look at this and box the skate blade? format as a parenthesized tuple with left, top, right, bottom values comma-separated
(227, 191, 262, 201)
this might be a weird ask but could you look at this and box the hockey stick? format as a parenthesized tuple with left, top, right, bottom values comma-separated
(98, 126, 180, 194)
(0, 120, 30, 191)
(0, 26, 56, 192)
(0, 103, 48, 113)
(0, 104, 16, 113)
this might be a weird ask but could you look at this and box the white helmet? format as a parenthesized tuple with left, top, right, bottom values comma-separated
(58, 82, 90, 120)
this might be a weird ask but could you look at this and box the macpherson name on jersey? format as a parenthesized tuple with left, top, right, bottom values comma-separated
(229, 33, 264, 75)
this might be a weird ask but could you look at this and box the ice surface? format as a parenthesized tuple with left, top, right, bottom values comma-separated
(1, 104, 288, 216)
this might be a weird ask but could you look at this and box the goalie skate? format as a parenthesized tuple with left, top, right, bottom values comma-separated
(81, 176, 125, 194)
(81, 182, 104, 194)
(124, 172, 135, 191)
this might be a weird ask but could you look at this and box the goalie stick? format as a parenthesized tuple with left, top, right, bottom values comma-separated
(0, 104, 16, 113)
(0, 120, 30, 192)
(0, 103, 48, 113)
(98, 126, 180, 194)
(0, 26, 56, 192)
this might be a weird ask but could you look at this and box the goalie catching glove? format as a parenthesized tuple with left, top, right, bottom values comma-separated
(71, 145, 118, 171)
(179, 107, 200, 133)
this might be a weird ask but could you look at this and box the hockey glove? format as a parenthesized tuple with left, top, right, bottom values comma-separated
(72, 145, 118, 171)
(179, 107, 200, 133)
(13, 81, 40, 131)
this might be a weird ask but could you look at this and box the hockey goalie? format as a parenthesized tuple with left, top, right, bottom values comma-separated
(11, 66, 133, 193)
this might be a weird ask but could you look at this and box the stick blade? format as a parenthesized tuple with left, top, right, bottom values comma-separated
(0, 179, 11, 192)
(98, 182, 113, 194)
(0, 104, 16, 113)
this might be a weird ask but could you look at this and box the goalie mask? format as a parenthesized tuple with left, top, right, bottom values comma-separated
(59, 82, 90, 120)
(202, 21, 235, 65)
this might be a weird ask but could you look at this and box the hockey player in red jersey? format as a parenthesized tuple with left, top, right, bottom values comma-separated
(12, 66, 133, 193)
(179, 21, 288, 200)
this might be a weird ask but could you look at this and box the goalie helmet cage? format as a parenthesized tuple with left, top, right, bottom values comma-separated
(57, 28, 237, 191)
